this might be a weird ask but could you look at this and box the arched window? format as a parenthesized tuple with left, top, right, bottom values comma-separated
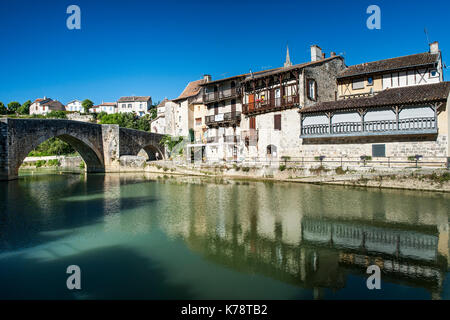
(307, 79, 317, 101)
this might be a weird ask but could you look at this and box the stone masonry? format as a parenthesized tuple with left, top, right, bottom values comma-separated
(0, 118, 166, 181)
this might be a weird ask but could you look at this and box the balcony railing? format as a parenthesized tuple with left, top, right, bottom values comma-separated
(205, 111, 241, 126)
(203, 88, 239, 103)
(301, 117, 437, 138)
(242, 95, 299, 115)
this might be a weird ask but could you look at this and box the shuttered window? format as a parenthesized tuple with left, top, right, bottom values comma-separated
(249, 117, 256, 129)
(274, 114, 281, 131)
(372, 144, 386, 157)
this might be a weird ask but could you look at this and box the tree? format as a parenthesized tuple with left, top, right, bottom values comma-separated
(0, 102, 7, 115)
(18, 100, 32, 115)
(7, 101, 21, 114)
(82, 99, 94, 113)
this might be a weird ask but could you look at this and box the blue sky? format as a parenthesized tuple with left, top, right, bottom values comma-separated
(0, 0, 448, 105)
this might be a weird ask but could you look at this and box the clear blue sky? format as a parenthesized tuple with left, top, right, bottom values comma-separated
(0, 0, 448, 105)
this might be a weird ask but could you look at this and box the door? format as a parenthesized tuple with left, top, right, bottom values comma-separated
(275, 88, 281, 107)
(248, 94, 255, 111)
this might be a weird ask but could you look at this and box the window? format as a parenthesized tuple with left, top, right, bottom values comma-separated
(122, 104, 126, 109)
(367, 77, 374, 86)
(274, 114, 281, 130)
(128, 104, 132, 108)
(195, 117, 202, 126)
(249, 117, 256, 129)
(430, 69, 438, 78)
(372, 144, 386, 157)
(307, 79, 317, 101)
(352, 78, 365, 90)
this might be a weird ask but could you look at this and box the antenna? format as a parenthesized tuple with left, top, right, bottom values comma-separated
(424, 28, 430, 45)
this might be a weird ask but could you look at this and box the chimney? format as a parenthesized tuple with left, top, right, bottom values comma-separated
(311, 45, 322, 62)
(322, 52, 326, 59)
(429, 41, 439, 54)
(203, 74, 212, 82)
(330, 51, 336, 57)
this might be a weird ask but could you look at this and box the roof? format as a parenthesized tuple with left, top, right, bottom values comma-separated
(173, 79, 205, 101)
(34, 98, 52, 104)
(338, 52, 440, 79)
(118, 96, 151, 102)
(99, 102, 117, 106)
(67, 100, 81, 104)
(41, 100, 65, 108)
(156, 98, 169, 108)
(300, 82, 450, 114)
(243, 56, 343, 82)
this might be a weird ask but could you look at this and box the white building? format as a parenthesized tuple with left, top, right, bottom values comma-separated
(150, 99, 168, 134)
(30, 97, 65, 115)
(98, 102, 117, 114)
(65, 100, 83, 113)
(117, 96, 152, 117)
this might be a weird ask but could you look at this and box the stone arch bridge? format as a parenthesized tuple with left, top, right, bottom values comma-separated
(0, 118, 166, 181)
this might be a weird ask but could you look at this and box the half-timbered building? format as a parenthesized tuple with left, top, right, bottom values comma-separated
(299, 42, 450, 160)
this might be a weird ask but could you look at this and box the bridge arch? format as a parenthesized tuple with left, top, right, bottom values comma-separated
(14, 133, 104, 176)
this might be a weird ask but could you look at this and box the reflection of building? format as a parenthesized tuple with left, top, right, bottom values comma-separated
(160, 180, 449, 299)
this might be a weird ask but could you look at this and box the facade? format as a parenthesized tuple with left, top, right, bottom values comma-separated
(66, 100, 83, 112)
(97, 102, 117, 114)
(171, 77, 208, 138)
(299, 42, 450, 159)
(200, 73, 248, 162)
(117, 96, 152, 117)
(30, 97, 65, 115)
(150, 99, 168, 134)
(239, 45, 345, 161)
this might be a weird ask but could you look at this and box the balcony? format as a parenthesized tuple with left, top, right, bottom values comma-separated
(205, 111, 241, 127)
(300, 117, 437, 138)
(203, 88, 240, 104)
(242, 95, 299, 115)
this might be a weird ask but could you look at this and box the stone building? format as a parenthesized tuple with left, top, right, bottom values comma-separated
(299, 42, 450, 160)
(240, 45, 345, 161)
(65, 100, 83, 113)
(30, 97, 65, 115)
(150, 98, 168, 134)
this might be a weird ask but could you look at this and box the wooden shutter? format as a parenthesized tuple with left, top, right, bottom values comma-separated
(250, 117, 256, 129)
(274, 114, 281, 130)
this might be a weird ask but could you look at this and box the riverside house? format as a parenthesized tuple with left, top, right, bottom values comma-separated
(240, 45, 345, 161)
(150, 98, 168, 134)
(298, 41, 450, 160)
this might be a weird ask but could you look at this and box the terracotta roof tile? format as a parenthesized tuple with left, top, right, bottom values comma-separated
(300, 82, 450, 114)
(173, 79, 205, 101)
(338, 52, 440, 78)
(118, 96, 151, 102)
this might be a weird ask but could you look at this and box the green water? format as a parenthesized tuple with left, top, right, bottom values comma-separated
(0, 171, 449, 299)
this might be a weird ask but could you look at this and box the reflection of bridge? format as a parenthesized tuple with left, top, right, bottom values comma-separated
(0, 118, 166, 180)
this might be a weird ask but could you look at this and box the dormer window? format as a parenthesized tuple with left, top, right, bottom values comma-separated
(307, 79, 317, 101)
(430, 69, 439, 78)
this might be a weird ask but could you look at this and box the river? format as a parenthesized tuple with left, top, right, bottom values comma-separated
(0, 169, 449, 299)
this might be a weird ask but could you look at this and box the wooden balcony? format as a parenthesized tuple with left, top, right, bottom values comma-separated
(301, 117, 438, 138)
(205, 111, 241, 127)
(242, 95, 299, 115)
(203, 88, 240, 104)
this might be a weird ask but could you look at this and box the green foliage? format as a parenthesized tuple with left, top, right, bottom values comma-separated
(35, 160, 46, 168)
(407, 156, 416, 162)
(46, 110, 67, 119)
(335, 166, 347, 175)
(18, 100, 32, 115)
(47, 159, 61, 166)
(160, 135, 183, 153)
(98, 112, 150, 131)
(7, 101, 21, 114)
(28, 138, 76, 156)
(151, 108, 157, 120)
(0, 102, 7, 115)
(279, 165, 286, 171)
(82, 99, 94, 113)
(79, 161, 85, 169)
(241, 167, 250, 172)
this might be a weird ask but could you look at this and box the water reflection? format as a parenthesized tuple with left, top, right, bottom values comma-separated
(0, 172, 449, 299)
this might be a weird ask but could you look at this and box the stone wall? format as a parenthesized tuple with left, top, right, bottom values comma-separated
(0, 119, 9, 180)
(66, 113, 95, 123)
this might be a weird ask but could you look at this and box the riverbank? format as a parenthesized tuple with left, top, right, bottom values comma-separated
(144, 161, 450, 193)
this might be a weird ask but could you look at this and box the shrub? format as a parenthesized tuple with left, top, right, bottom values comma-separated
(79, 161, 85, 169)
(335, 166, 346, 175)
(279, 165, 286, 171)
(241, 167, 250, 172)
(35, 160, 46, 167)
